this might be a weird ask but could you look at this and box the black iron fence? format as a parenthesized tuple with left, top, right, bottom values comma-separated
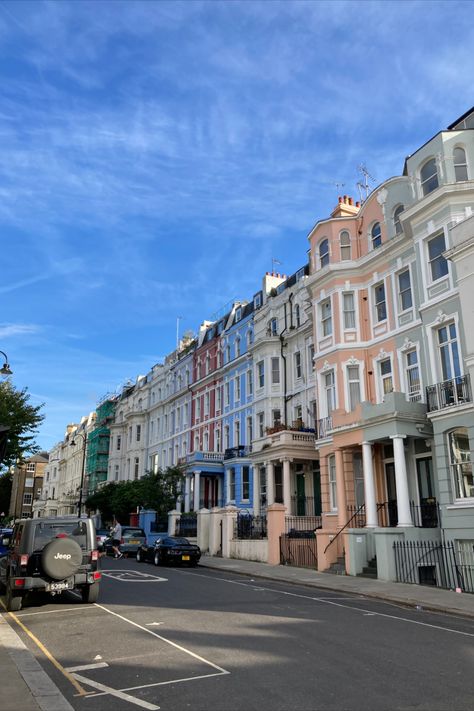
(426, 374, 472, 412)
(285, 515, 322, 537)
(234, 514, 267, 540)
(176, 514, 197, 537)
(280, 532, 318, 568)
(346, 501, 439, 529)
(394, 540, 474, 593)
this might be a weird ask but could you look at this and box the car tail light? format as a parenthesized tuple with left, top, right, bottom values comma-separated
(20, 554, 29, 566)
(91, 550, 99, 561)
(121, 537, 125, 544)
(14, 579, 25, 587)
(93, 571, 101, 580)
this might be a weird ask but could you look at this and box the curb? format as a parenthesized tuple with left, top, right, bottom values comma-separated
(0, 615, 74, 711)
(199, 559, 474, 621)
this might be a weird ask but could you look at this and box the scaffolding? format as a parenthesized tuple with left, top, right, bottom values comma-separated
(86, 398, 117, 495)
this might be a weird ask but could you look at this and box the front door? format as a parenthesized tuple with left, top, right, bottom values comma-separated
(313, 464, 321, 516)
(296, 473, 306, 515)
(416, 457, 436, 527)
(385, 462, 398, 526)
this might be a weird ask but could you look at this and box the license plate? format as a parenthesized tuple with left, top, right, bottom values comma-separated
(182, 555, 190, 561)
(48, 580, 72, 591)
(129, 540, 139, 545)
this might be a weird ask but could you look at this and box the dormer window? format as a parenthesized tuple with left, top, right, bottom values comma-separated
(235, 306, 242, 321)
(371, 222, 382, 249)
(454, 147, 468, 182)
(319, 238, 329, 268)
(340, 230, 351, 260)
(393, 205, 404, 235)
(254, 292, 262, 309)
(420, 158, 439, 196)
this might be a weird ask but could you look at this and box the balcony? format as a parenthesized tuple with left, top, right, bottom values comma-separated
(316, 416, 332, 440)
(426, 374, 472, 412)
(224, 446, 252, 460)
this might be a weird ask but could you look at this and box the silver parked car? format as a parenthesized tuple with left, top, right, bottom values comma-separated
(105, 526, 146, 558)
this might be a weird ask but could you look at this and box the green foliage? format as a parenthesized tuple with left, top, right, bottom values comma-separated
(85, 467, 184, 523)
(0, 381, 44, 470)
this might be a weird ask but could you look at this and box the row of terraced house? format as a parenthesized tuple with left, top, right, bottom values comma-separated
(32, 107, 474, 591)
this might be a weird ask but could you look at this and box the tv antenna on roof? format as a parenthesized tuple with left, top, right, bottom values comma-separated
(357, 164, 375, 202)
(272, 258, 282, 273)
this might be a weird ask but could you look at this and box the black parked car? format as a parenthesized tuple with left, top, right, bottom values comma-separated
(137, 536, 201, 567)
(0, 516, 100, 611)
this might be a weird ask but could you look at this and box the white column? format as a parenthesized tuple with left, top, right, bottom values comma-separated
(253, 465, 260, 515)
(391, 436, 413, 527)
(266, 461, 275, 506)
(193, 470, 201, 512)
(184, 475, 191, 513)
(335, 449, 347, 528)
(362, 442, 378, 528)
(282, 459, 291, 513)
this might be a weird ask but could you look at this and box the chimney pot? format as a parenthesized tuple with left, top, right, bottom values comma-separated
(338, 196, 342, 203)
(356, 201, 360, 208)
(349, 197, 353, 206)
(343, 195, 348, 203)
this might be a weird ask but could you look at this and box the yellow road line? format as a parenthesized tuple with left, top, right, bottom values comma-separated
(0, 598, 89, 696)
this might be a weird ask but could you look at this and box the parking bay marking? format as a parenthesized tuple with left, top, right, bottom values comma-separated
(101, 569, 168, 583)
(77, 601, 230, 702)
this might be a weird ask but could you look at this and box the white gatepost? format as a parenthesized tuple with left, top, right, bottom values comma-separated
(197, 508, 210, 553)
(168, 509, 180, 536)
(208, 507, 224, 556)
(221, 506, 238, 559)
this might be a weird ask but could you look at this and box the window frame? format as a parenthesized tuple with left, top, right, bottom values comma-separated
(371, 222, 382, 249)
(453, 146, 468, 182)
(420, 157, 439, 196)
(397, 268, 413, 312)
(448, 428, 474, 500)
(328, 455, 337, 511)
(320, 297, 332, 337)
(271, 356, 280, 385)
(340, 230, 351, 260)
(319, 238, 329, 268)
(393, 204, 404, 235)
(342, 291, 356, 330)
(374, 281, 387, 323)
(428, 233, 449, 283)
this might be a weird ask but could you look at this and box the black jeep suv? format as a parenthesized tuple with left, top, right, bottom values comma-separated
(0, 516, 101, 611)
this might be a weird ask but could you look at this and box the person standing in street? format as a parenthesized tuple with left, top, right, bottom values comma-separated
(111, 519, 123, 559)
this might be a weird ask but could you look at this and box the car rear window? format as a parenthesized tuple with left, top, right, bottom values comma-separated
(33, 521, 88, 550)
(123, 528, 145, 538)
(166, 537, 189, 546)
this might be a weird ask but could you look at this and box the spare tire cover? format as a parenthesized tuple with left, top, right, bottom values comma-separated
(42, 538, 83, 580)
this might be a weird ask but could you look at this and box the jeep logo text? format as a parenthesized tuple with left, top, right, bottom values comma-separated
(54, 553, 71, 560)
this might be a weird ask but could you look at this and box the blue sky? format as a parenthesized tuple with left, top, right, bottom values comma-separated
(1, 0, 473, 451)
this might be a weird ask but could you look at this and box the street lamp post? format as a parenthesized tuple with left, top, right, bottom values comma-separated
(0, 350, 13, 376)
(70, 432, 87, 516)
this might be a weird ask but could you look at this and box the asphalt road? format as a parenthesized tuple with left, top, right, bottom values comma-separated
(4, 556, 474, 711)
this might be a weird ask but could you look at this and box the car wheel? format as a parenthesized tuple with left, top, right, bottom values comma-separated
(154, 552, 160, 566)
(6, 583, 22, 612)
(81, 584, 99, 604)
(136, 549, 142, 563)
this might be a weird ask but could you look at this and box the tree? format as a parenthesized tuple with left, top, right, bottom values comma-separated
(0, 381, 44, 470)
(84, 467, 184, 524)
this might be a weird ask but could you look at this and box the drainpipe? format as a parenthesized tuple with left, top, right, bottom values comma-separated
(279, 293, 293, 427)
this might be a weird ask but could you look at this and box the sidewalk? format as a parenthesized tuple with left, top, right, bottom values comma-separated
(0, 614, 74, 711)
(199, 554, 474, 619)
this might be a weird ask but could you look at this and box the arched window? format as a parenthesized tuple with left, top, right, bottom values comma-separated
(340, 230, 351, 260)
(393, 205, 404, 235)
(235, 337, 241, 358)
(246, 329, 253, 348)
(454, 147, 468, 182)
(371, 222, 382, 249)
(319, 238, 329, 268)
(420, 158, 439, 196)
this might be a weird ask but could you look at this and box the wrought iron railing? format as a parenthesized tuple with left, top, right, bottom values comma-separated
(285, 515, 322, 537)
(234, 514, 267, 540)
(346, 501, 439, 529)
(426, 374, 472, 412)
(290, 495, 317, 516)
(176, 514, 197, 537)
(394, 540, 473, 592)
(224, 446, 252, 460)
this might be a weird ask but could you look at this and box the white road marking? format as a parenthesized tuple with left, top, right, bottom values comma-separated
(146, 622, 164, 626)
(184, 570, 474, 638)
(101, 570, 167, 583)
(85, 671, 230, 699)
(65, 662, 109, 672)
(72, 672, 160, 710)
(16, 607, 86, 617)
(93, 602, 230, 674)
